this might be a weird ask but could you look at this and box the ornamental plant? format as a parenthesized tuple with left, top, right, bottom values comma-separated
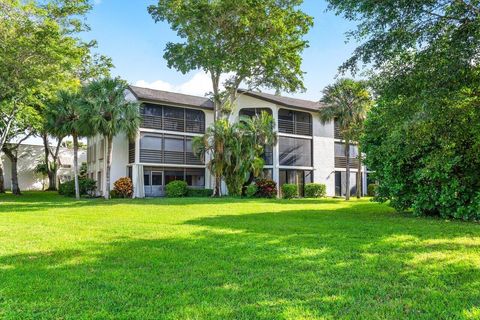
(281, 184, 298, 199)
(304, 183, 327, 198)
(113, 177, 133, 198)
(255, 179, 277, 198)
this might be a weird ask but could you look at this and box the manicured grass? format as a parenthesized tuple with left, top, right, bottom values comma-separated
(0, 192, 479, 319)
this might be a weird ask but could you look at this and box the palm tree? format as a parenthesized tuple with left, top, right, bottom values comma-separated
(320, 79, 372, 200)
(193, 112, 277, 197)
(48, 90, 86, 200)
(240, 112, 277, 195)
(82, 78, 140, 199)
(192, 119, 230, 197)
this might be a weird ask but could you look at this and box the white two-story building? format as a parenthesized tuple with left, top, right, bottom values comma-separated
(87, 86, 367, 197)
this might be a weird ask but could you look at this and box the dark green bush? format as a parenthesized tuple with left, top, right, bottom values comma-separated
(58, 178, 96, 197)
(255, 179, 277, 198)
(165, 180, 188, 197)
(281, 184, 298, 199)
(304, 183, 326, 198)
(186, 188, 213, 197)
(367, 184, 377, 197)
(109, 190, 120, 198)
(245, 184, 258, 198)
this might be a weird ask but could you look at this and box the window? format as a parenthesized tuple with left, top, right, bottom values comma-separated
(279, 136, 312, 167)
(334, 143, 358, 158)
(165, 170, 184, 185)
(239, 108, 272, 118)
(279, 169, 313, 197)
(278, 108, 312, 136)
(186, 109, 205, 133)
(263, 144, 273, 166)
(99, 139, 105, 160)
(186, 169, 205, 187)
(141, 103, 205, 133)
(139, 133, 203, 165)
(128, 140, 135, 163)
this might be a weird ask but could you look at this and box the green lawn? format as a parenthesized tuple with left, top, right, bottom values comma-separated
(0, 192, 479, 319)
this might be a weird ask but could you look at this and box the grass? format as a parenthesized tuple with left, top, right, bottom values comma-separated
(0, 192, 479, 319)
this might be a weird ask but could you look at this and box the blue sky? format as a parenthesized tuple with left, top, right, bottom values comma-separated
(82, 0, 359, 101)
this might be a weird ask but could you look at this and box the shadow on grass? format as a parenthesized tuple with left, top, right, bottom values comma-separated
(0, 191, 350, 214)
(0, 204, 479, 318)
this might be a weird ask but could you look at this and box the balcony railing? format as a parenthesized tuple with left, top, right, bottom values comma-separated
(334, 121, 343, 139)
(278, 119, 312, 136)
(128, 141, 135, 163)
(335, 156, 359, 168)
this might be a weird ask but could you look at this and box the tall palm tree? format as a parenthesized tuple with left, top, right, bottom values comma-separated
(240, 112, 277, 194)
(320, 78, 372, 200)
(82, 78, 140, 199)
(192, 119, 230, 197)
(48, 90, 86, 200)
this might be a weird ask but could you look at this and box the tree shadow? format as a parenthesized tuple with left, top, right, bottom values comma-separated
(1, 205, 479, 318)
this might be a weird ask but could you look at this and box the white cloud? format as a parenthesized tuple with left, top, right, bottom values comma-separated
(135, 72, 214, 97)
(135, 71, 232, 97)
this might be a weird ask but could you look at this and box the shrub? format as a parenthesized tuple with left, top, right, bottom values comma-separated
(113, 177, 133, 198)
(58, 178, 96, 197)
(304, 183, 327, 198)
(109, 190, 120, 199)
(255, 179, 277, 198)
(367, 183, 377, 197)
(281, 183, 298, 199)
(165, 180, 188, 197)
(187, 188, 213, 197)
(245, 184, 258, 198)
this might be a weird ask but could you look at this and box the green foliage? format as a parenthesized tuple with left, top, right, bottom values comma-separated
(320, 78, 372, 200)
(281, 184, 298, 199)
(255, 179, 277, 198)
(367, 184, 377, 197)
(165, 180, 188, 198)
(245, 184, 258, 198)
(58, 178, 96, 197)
(109, 190, 120, 199)
(186, 188, 213, 197)
(327, 0, 480, 218)
(148, 0, 313, 119)
(304, 183, 326, 198)
(194, 113, 276, 197)
(79, 162, 88, 178)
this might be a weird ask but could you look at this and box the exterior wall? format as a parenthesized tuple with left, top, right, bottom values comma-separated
(1, 144, 86, 191)
(88, 90, 367, 198)
(233, 94, 339, 196)
(87, 97, 215, 197)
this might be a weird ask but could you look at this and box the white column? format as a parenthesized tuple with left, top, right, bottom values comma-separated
(272, 107, 280, 197)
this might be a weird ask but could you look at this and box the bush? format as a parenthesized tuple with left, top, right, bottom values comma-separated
(245, 184, 258, 198)
(367, 183, 377, 197)
(113, 177, 133, 198)
(58, 178, 96, 197)
(109, 190, 120, 198)
(186, 188, 213, 197)
(304, 183, 327, 198)
(165, 180, 188, 197)
(255, 179, 277, 198)
(281, 183, 298, 199)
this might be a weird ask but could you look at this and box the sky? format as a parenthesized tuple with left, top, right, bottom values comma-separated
(81, 0, 359, 102)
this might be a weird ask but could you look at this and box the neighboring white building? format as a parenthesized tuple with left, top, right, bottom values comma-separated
(87, 86, 368, 198)
(1, 144, 86, 191)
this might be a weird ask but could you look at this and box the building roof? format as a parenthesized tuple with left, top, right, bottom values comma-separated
(128, 85, 214, 110)
(237, 89, 324, 112)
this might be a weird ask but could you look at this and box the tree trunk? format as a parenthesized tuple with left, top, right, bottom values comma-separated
(105, 136, 113, 199)
(3, 148, 21, 196)
(73, 134, 80, 200)
(356, 149, 362, 199)
(213, 174, 222, 197)
(345, 141, 350, 201)
(0, 158, 5, 194)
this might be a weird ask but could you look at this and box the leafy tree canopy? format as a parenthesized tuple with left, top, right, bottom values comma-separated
(327, 0, 480, 218)
(148, 0, 313, 117)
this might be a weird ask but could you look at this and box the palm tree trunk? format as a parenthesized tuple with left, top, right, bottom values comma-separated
(73, 134, 80, 200)
(105, 136, 113, 199)
(213, 174, 222, 197)
(0, 158, 5, 194)
(356, 149, 362, 199)
(345, 141, 350, 201)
